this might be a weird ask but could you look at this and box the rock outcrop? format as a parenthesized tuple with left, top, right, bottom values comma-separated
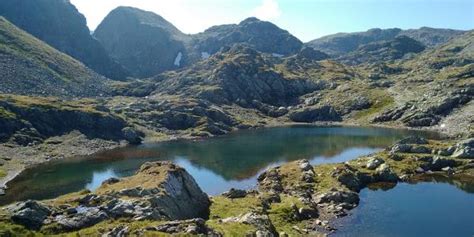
(2, 162, 210, 232)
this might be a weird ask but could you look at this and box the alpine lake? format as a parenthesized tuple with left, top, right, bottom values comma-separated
(1, 125, 473, 236)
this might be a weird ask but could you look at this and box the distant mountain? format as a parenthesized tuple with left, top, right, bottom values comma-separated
(0, 17, 110, 97)
(94, 7, 189, 78)
(306, 27, 465, 57)
(94, 7, 303, 78)
(0, 0, 128, 80)
(338, 36, 426, 65)
(189, 17, 303, 60)
(399, 27, 467, 48)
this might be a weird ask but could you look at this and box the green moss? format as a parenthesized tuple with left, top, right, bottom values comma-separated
(0, 222, 40, 237)
(209, 195, 263, 219)
(207, 221, 256, 236)
(353, 89, 394, 120)
(267, 195, 305, 235)
(0, 168, 7, 178)
(0, 106, 16, 119)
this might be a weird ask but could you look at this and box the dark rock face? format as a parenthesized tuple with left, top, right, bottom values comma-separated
(7, 200, 51, 230)
(289, 105, 341, 122)
(94, 7, 188, 78)
(191, 17, 303, 59)
(0, 100, 141, 145)
(0, 0, 128, 80)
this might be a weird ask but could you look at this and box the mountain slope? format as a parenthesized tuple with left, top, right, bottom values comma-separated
(0, 17, 110, 97)
(0, 0, 128, 80)
(93, 8, 303, 78)
(307, 27, 465, 57)
(94, 7, 189, 78)
(338, 36, 426, 65)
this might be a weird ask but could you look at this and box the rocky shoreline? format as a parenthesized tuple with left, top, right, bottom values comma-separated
(0, 121, 447, 197)
(0, 135, 472, 236)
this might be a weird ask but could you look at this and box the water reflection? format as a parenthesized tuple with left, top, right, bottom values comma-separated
(0, 126, 438, 204)
(334, 182, 474, 237)
(85, 169, 118, 191)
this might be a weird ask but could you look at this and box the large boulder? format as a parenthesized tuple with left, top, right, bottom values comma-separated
(6, 200, 51, 230)
(98, 161, 211, 220)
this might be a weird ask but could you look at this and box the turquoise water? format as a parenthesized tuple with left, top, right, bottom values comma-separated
(334, 181, 474, 237)
(0, 125, 437, 204)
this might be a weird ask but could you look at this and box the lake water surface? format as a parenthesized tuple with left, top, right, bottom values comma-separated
(334, 179, 474, 237)
(0, 125, 438, 204)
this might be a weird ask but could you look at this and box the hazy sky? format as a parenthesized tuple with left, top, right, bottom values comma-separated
(71, 0, 474, 42)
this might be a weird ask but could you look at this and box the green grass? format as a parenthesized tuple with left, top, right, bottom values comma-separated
(209, 195, 263, 219)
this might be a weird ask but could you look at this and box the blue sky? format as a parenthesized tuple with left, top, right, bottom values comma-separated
(72, 0, 474, 42)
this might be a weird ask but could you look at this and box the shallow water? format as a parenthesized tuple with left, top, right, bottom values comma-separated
(334, 180, 474, 237)
(0, 125, 437, 204)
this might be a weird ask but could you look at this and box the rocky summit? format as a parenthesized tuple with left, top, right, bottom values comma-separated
(94, 7, 189, 78)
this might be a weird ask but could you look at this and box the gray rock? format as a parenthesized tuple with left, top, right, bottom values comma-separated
(429, 156, 456, 171)
(121, 127, 143, 144)
(313, 190, 359, 206)
(7, 200, 51, 230)
(375, 164, 398, 182)
(299, 160, 313, 171)
(391, 144, 412, 153)
(442, 166, 455, 175)
(410, 146, 432, 154)
(366, 157, 385, 170)
(398, 136, 428, 144)
(452, 145, 474, 159)
(55, 207, 108, 230)
(152, 218, 215, 235)
(222, 188, 247, 199)
(298, 207, 319, 219)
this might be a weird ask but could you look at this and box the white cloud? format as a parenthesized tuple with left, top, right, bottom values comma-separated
(251, 0, 282, 21)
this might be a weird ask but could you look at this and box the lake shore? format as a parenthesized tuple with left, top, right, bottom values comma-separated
(0, 120, 448, 196)
(0, 134, 472, 236)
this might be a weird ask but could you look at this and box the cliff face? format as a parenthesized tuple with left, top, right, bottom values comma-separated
(94, 7, 189, 78)
(0, 0, 128, 80)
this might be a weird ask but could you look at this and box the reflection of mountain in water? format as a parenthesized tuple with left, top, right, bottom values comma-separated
(150, 126, 437, 179)
(1, 126, 438, 205)
(409, 174, 474, 194)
